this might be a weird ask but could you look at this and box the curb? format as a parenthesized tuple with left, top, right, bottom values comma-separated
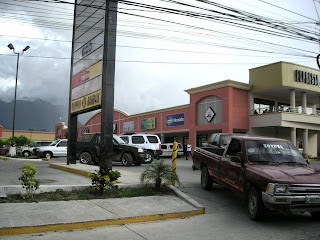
(50, 163, 92, 177)
(0, 156, 46, 162)
(49, 163, 127, 184)
(0, 208, 204, 236)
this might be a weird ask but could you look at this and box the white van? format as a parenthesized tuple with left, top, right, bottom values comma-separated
(161, 143, 184, 158)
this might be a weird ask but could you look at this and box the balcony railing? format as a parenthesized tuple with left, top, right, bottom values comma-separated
(250, 106, 320, 116)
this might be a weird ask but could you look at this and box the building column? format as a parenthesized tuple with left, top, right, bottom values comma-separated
(312, 104, 317, 115)
(160, 133, 165, 144)
(189, 129, 196, 152)
(303, 129, 308, 158)
(290, 127, 296, 147)
(302, 92, 307, 114)
(290, 89, 295, 112)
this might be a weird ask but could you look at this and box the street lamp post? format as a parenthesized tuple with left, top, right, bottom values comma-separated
(7, 43, 30, 137)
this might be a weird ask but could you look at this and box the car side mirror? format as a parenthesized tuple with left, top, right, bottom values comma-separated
(306, 159, 310, 165)
(211, 141, 218, 146)
(230, 156, 242, 163)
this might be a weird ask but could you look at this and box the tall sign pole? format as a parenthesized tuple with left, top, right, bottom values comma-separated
(100, 0, 118, 173)
(68, 0, 118, 167)
(67, 0, 78, 165)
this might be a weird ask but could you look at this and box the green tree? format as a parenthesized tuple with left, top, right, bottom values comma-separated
(140, 160, 180, 191)
(6, 136, 18, 147)
(15, 136, 32, 147)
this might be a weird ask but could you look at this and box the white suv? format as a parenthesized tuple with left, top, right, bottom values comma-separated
(120, 133, 162, 163)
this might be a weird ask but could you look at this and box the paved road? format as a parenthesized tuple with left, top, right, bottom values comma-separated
(1, 157, 320, 240)
(0, 158, 92, 186)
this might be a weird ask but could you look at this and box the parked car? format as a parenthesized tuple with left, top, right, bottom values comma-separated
(33, 139, 67, 159)
(161, 143, 184, 157)
(0, 146, 9, 155)
(76, 133, 146, 166)
(119, 133, 162, 163)
(19, 141, 53, 157)
(193, 135, 320, 220)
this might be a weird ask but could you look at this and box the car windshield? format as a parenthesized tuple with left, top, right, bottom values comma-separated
(49, 140, 60, 146)
(113, 135, 125, 145)
(245, 140, 306, 165)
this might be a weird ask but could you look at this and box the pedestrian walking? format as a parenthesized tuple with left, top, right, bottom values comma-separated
(186, 143, 192, 160)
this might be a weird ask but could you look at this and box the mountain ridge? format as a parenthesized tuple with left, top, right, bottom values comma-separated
(0, 99, 68, 132)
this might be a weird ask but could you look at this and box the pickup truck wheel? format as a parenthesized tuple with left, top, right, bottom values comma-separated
(121, 153, 133, 166)
(145, 151, 154, 164)
(79, 152, 92, 165)
(310, 211, 320, 220)
(44, 152, 52, 159)
(22, 151, 30, 157)
(247, 187, 265, 221)
(201, 166, 213, 190)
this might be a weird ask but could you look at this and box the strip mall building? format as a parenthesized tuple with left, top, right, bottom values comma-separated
(56, 62, 320, 158)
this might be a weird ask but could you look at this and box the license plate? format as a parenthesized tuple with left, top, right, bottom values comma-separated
(306, 195, 320, 204)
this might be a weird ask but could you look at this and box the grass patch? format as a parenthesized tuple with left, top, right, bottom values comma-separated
(0, 185, 174, 204)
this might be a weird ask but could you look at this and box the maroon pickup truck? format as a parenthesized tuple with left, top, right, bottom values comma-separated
(192, 135, 320, 220)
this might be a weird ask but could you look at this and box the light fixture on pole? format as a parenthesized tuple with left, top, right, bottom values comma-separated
(7, 43, 30, 137)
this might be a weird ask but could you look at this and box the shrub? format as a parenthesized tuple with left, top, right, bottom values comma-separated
(87, 170, 121, 195)
(140, 160, 180, 191)
(19, 162, 41, 198)
(0, 139, 6, 148)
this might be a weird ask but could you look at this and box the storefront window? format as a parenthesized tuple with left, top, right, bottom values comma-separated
(197, 96, 222, 125)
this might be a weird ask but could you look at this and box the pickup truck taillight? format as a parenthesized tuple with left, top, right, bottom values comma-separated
(159, 144, 161, 150)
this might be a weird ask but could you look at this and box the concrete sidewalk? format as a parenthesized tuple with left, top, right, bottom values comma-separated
(0, 161, 205, 236)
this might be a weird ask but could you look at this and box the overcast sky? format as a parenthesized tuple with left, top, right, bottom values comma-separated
(0, 0, 319, 120)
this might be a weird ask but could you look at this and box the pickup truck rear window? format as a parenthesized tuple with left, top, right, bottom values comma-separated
(78, 134, 95, 142)
(245, 140, 306, 165)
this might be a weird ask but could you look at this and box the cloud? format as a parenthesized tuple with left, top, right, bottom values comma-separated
(0, 0, 318, 119)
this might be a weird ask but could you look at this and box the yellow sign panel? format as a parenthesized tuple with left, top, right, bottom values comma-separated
(71, 90, 101, 113)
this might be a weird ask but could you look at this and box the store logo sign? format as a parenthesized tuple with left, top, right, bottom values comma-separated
(295, 70, 319, 87)
(205, 107, 215, 122)
(166, 113, 184, 127)
(82, 42, 93, 57)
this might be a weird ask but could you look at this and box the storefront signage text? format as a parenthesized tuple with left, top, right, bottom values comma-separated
(141, 117, 156, 130)
(71, 90, 101, 113)
(166, 113, 184, 127)
(295, 70, 318, 86)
